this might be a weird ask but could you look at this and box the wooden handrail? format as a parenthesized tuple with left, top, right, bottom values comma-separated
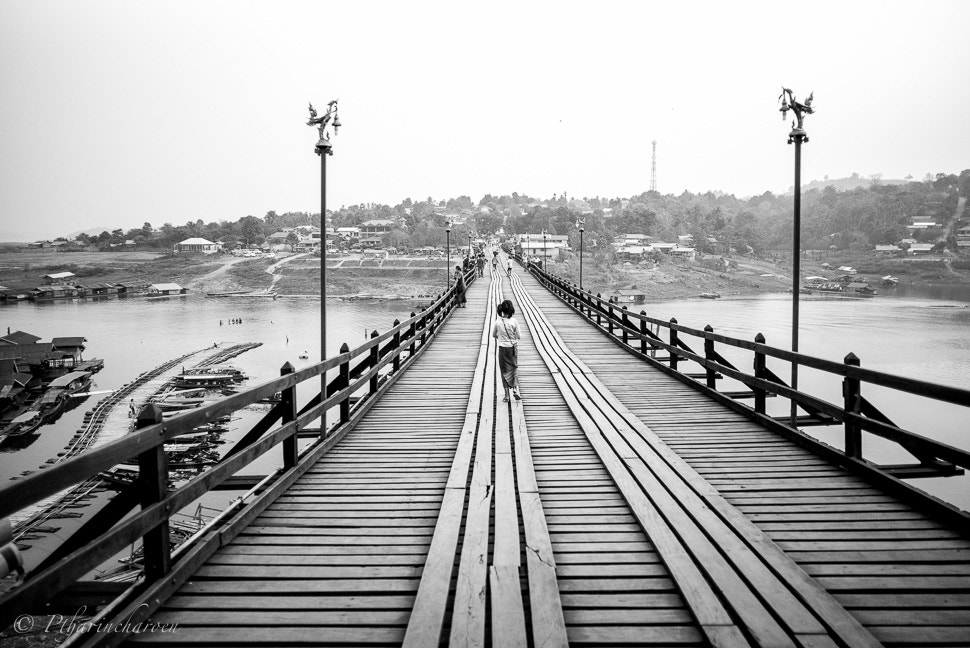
(526, 261, 970, 482)
(0, 268, 477, 628)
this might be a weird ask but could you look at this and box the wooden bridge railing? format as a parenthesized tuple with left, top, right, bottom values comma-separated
(0, 267, 477, 636)
(521, 257, 970, 529)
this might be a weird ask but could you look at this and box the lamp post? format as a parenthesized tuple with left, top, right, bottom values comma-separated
(307, 100, 340, 433)
(779, 87, 813, 426)
(577, 218, 585, 290)
(468, 233, 472, 260)
(445, 220, 451, 289)
(542, 230, 548, 272)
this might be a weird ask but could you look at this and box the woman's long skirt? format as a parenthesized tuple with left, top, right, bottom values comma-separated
(498, 345, 517, 388)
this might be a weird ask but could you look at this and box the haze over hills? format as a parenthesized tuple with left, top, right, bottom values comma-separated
(792, 174, 913, 195)
(0, 172, 963, 247)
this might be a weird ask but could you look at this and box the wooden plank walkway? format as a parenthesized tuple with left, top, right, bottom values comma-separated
(120, 257, 970, 647)
(516, 266, 970, 648)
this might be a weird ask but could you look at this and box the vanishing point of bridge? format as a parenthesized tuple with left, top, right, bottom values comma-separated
(2, 253, 969, 647)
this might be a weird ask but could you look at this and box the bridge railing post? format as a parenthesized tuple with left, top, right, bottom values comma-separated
(843, 352, 862, 458)
(392, 319, 401, 373)
(753, 333, 768, 414)
(640, 311, 648, 354)
(408, 312, 416, 358)
(369, 330, 380, 395)
(753, 333, 767, 414)
(703, 325, 716, 388)
(280, 362, 298, 469)
(621, 307, 629, 346)
(136, 404, 170, 582)
(429, 299, 438, 337)
(607, 301, 614, 336)
(339, 343, 351, 423)
(420, 309, 428, 348)
(669, 318, 679, 371)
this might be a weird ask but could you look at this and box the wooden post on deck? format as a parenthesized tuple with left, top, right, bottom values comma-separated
(408, 312, 417, 358)
(339, 343, 351, 424)
(843, 352, 862, 459)
(596, 294, 603, 326)
(704, 325, 717, 388)
(392, 319, 401, 373)
(607, 301, 614, 335)
(419, 309, 428, 348)
(621, 307, 629, 345)
(640, 311, 648, 355)
(669, 318, 679, 372)
(280, 362, 298, 469)
(136, 404, 170, 582)
(753, 333, 767, 415)
(369, 330, 380, 395)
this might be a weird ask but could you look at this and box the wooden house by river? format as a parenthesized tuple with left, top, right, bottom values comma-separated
(147, 283, 188, 297)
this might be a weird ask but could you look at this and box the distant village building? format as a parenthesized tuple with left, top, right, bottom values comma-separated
(908, 243, 935, 255)
(336, 227, 361, 243)
(670, 246, 697, 261)
(616, 246, 651, 262)
(359, 220, 396, 248)
(875, 245, 901, 254)
(518, 234, 569, 260)
(44, 272, 75, 284)
(956, 226, 970, 251)
(175, 238, 221, 254)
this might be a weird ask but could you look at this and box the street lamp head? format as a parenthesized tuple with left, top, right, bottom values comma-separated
(778, 87, 813, 142)
(308, 99, 340, 155)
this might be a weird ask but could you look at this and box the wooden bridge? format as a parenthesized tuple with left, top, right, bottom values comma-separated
(2, 253, 970, 647)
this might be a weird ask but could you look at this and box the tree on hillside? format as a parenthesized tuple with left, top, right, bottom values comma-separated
(286, 231, 300, 251)
(383, 229, 412, 250)
(242, 216, 263, 246)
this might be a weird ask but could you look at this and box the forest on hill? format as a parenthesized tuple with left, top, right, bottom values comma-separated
(41, 170, 970, 259)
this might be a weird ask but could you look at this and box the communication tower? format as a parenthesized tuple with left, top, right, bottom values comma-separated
(650, 140, 657, 193)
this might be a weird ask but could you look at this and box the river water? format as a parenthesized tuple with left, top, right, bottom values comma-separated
(1, 284, 968, 528)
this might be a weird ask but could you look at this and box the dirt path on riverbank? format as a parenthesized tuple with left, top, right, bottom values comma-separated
(184, 256, 254, 294)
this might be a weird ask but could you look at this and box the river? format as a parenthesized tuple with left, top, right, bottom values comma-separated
(1, 285, 967, 549)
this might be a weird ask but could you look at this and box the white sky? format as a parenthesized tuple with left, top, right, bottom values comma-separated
(1, 0, 968, 240)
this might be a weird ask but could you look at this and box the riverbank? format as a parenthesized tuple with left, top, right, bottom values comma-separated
(3, 248, 969, 303)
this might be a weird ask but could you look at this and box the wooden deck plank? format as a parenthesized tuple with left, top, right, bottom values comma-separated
(513, 269, 882, 648)
(523, 268, 970, 646)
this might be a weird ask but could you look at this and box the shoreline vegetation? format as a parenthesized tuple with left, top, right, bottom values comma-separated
(1, 248, 969, 304)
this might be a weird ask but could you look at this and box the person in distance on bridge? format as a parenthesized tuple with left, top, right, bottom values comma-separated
(454, 266, 467, 308)
(492, 299, 522, 402)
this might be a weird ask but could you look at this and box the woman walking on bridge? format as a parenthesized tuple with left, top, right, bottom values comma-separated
(492, 299, 522, 401)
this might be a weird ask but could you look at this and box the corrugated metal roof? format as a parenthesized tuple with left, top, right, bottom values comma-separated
(52, 337, 86, 348)
(47, 371, 90, 388)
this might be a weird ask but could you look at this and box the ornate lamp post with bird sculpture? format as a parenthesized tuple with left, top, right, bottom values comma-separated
(779, 87, 813, 426)
(307, 100, 340, 430)
(446, 220, 452, 289)
(577, 218, 585, 290)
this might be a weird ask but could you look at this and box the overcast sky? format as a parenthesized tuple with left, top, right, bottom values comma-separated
(1, 0, 968, 241)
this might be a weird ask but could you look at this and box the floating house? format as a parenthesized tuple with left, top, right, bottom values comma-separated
(611, 289, 647, 305)
(148, 283, 188, 297)
(30, 285, 81, 301)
